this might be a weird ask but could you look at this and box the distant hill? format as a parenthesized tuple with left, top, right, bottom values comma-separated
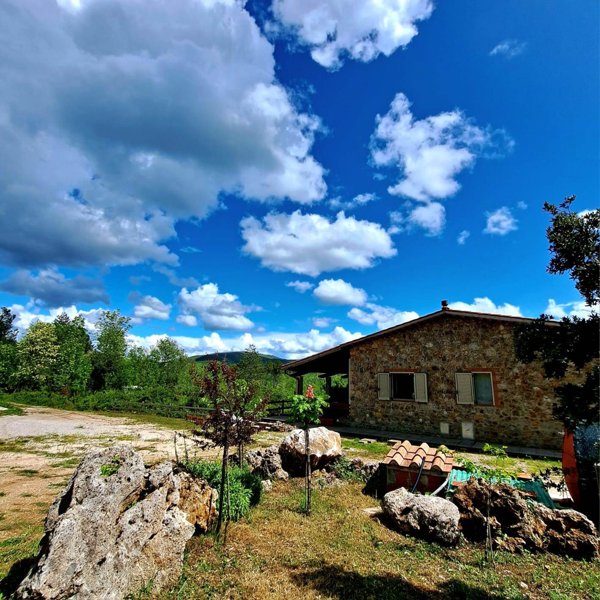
(190, 351, 285, 366)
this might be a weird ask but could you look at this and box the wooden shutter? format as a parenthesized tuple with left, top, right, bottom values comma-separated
(377, 373, 390, 400)
(455, 373, 474, 404)
(414, 373, 428, 403)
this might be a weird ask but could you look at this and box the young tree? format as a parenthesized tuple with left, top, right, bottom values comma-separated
(92, 310, 131, 390)
(149, 337, 187, 389)
(53, 313, 93, 395)
(0, 307, 18, 343)
(192, 360, 268, 534)
(0, 307, 18, 391)
(15, 322, 60, 390)
(288, 384, 328, 515)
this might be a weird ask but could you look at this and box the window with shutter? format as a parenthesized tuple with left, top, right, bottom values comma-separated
(455, 373, 474, 404)
(414, 372, 428, 402)
(379, 372, 428, 402)
(456, 372, 495, 405)
(377, 372, 390, 400)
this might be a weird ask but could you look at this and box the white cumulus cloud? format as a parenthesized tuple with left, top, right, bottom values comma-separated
(272, 0, 434, 69)
(371, 93, 510, 204)
(286, 280, 314, 293)
(179, 284, 258, 331)
(313, 279, 368, 306)
(129, 325, 363, 360)
(448, 297, 523, 317)
(132, 295, 171, 323)
(241, 210, 396, 276)
(544, 299, 595, 319)
(348, 303, 418, 329)
(484, 207, 518, 235)
(0, 0, 325, 270)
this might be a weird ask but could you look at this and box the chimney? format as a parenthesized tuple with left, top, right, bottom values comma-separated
(441, 299, 449, 311)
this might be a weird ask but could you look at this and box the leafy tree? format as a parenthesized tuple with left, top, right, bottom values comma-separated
(15, 321, 60, 390)
(53, 313, 93, 395)
(543, 196, 599, 305)
(149, 338, 187, 389)
(192, 360, 268, 535)
(92, 310, 131, 390)
(0, 307, 18, 391)
(0, 307, 17, 343)
(514, 196, 598, 520)
(288, 384, 329, 515)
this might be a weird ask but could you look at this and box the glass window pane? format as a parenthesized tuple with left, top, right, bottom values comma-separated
(391, 373, 414, 400)
(473, 373, 493, 405)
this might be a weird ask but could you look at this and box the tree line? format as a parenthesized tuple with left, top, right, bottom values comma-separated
(0, 308, 298, 413)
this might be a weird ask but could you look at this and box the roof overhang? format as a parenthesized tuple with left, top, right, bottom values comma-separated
(284, 308, 558, 376)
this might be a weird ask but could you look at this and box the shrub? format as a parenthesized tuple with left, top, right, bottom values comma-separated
(329, 457, 363, 483)
(181, 460, 262, 522)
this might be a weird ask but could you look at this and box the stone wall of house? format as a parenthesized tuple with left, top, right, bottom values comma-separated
(348, 313, 563, 450)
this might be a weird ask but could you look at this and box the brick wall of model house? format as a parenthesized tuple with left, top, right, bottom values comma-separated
(348, 314, 563, 450)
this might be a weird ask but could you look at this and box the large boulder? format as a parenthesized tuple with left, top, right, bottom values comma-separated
(279, 427, 343, 475)
(245, 444, 289, 481)
(16, 446, 217, 599)
(382, 487, 461, 546)
(452, 479, 599, 559)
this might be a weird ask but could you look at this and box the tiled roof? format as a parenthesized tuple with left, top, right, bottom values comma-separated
(383, 440, 454, 474)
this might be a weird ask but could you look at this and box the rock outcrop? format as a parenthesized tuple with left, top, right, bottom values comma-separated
(16, 446, 217, 599)
(279, 427, 343, 475)
(245, 444, 289, 481)
(452, 479, 599, 559)
(382, 487, 461, 546)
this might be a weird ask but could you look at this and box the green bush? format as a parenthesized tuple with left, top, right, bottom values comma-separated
(329, 456, 363, 482)
(181, 460, 262, 522)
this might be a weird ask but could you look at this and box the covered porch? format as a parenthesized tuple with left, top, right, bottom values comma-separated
(284, 345, 350, 422)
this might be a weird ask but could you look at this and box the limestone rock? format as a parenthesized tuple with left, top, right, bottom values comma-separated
(16, 446, 217, 599)
(245, 444, 289, 481)
(382, 487, 460, 546)
(452, 479, 599, 559)
(279, 427, 343, 475)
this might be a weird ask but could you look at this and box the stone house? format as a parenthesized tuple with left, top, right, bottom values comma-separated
(284, 304, 563, 450)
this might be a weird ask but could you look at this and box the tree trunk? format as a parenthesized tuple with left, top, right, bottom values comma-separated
(216, 437, 229, 535)
(304, 426, 311, 515)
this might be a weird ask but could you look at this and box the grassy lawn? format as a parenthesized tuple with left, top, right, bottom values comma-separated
(96, 410, 196, 431)
(162, 479, 599, 600)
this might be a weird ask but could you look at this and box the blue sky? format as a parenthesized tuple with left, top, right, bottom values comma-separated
(0, 0, 597, 358)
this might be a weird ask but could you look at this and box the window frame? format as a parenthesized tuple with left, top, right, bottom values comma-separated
(377, 371, 428, 403)
(455, 371, 496, 406)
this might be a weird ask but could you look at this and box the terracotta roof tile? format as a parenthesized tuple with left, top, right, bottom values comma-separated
(384, 440, 454, 474)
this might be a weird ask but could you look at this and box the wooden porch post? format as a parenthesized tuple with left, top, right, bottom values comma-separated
(295, 375, 304, 395)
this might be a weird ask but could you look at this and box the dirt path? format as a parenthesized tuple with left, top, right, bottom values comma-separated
(0, 406, 224, 554)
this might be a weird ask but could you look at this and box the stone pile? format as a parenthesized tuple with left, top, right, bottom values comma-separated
(452, 479, 599, 559)
(15, 446, 217, 600)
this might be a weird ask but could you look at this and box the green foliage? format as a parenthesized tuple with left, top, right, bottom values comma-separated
(100, 456, 121, 477)
(181, 460, 262, 522)
(543, 196, 600, 305)
(0, 308, 17, 344)
(288, 389, 329, 428)
(456, 456, 517, 481)
(514, 197, 599, 431)
(53, 313, 92, 395)
(329, 457, 363, 482)
(482, 443, 508, 458)
(0, 342, 18, 392)
(15, 322, 59, 391)
(92, 310, 131, 390)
